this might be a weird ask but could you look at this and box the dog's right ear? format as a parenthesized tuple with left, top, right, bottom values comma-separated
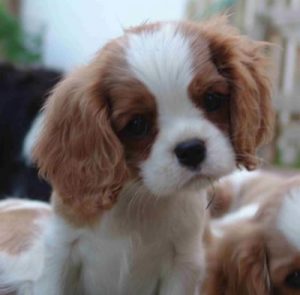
(204, 223, 271, 295)
(33, 67, 128, 221)
(200, 16, 275, 170)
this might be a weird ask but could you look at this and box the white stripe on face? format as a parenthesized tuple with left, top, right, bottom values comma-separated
(126, 24, 198, 121)
(125, 23, 235, 196)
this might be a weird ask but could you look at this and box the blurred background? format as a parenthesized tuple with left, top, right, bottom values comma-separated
(0, 0, 299, 201)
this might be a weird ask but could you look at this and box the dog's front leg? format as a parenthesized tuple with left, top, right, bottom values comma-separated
(159, 248, 204, 295)
(159, 193, 206, 295)
(159, 263, 203, 295)
(32, 252, 67, 295)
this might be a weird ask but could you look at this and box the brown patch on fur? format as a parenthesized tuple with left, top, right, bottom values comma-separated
(0, 206, 50, 255)
(193, 17, 274, 170)
(109, 79, 158, 176)
(271, 259, 300, 295)
(188, 63, 231, 134)
(204, 223, 271, 295)
(266, 230, 300, 295)
(180, 22, 231, 134)
(126, 22, 162, 35)
(208, 179, 235, 218)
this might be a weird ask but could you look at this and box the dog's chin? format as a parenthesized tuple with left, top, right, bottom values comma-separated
(142, 173, 216, 199)
(183, 174, 216, 192)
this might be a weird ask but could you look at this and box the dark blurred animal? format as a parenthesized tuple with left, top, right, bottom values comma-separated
(0, 63, 61, 201)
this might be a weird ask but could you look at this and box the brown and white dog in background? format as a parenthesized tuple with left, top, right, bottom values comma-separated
(0, 17, 273, 295)
(204, 170, 300, 295)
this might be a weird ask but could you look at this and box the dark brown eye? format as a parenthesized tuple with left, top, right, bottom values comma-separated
(203, 92, 228, 112)
(285, 271, 300, 289)
(123, 115, 150, 138)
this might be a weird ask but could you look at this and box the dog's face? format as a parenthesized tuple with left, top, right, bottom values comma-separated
(205, 178, 300, 295)
(110, 22, 236, 196)
(33, 18, 274, 220)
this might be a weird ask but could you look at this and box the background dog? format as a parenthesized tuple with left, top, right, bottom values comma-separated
(204, 170, 300, 295)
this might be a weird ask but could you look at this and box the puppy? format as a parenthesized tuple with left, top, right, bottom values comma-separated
(204, 170, 300, 295)
(0, 17, 273, 295)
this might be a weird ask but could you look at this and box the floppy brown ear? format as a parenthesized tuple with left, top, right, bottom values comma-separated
(33, 67, 128, 221)
(200, 17, 275, 169)
(204, 223, 271, 295)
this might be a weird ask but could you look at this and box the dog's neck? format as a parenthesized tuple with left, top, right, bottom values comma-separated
(51, 181, 208, 233)
(39, 182, 208, 295)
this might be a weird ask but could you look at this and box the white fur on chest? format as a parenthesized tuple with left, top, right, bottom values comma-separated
(36, 189, 206, 295)
(76, 214, 167, 295)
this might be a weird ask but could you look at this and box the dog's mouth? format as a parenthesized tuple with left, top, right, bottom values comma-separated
(183, 173, 215, 192)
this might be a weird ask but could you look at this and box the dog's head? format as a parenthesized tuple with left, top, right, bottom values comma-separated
(204, 177, 300, 295)
(33, 18, 274, 220)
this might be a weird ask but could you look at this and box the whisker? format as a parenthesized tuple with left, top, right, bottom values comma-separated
(206, 177, 216, 210)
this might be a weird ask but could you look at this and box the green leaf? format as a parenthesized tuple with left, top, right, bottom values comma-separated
(0, 3, 43, 65)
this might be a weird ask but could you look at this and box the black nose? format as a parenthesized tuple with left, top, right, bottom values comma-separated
(174, 139, 206, 170)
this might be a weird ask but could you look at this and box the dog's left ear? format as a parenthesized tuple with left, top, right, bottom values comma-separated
(201, 17, 275, 169)
(33, 66, 128, 222)
(204, 223, 271, 295)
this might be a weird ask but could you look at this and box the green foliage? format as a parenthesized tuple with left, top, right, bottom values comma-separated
(274, 148, 300, 169)
(0, 3, 42, 65)
(187, 0, 237, 21)
(202, 0, 237, 18)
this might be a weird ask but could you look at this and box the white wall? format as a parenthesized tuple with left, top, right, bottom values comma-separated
(21, 0, 187, 72)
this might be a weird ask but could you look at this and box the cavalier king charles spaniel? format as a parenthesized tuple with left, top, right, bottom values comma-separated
(204, 170, 300, 295)
(0, 17, 273, 295)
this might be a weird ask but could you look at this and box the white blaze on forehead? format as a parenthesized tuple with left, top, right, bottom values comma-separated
(126, 24, 195, 117)
(277, 187, 300, 250)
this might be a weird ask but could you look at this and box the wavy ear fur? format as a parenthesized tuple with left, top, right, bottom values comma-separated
(205, 223, 271, 295)
(33, 67, 128, 221)
(200, 17, 275, 169)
